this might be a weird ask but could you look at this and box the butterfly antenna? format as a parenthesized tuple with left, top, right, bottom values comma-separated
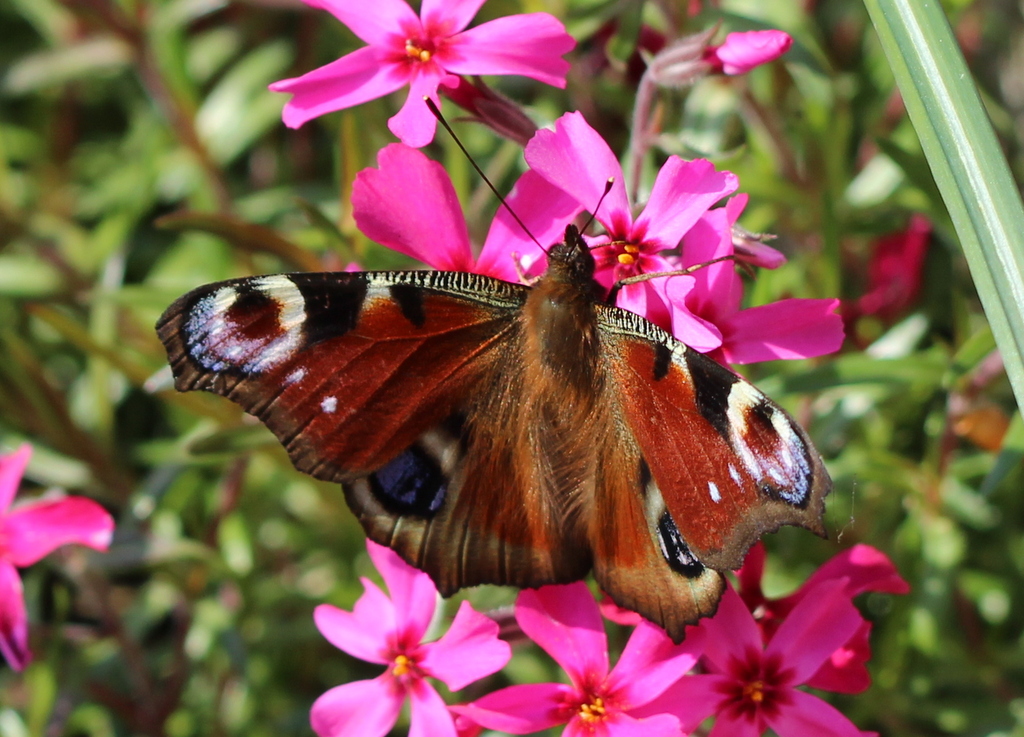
(581, 178, 615, 239)
(425, 98, 546, 253)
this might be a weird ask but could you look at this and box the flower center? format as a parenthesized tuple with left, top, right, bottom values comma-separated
(405, 39, 433, 63)
(577, 695, 607, 723)
(742, 679, 766, 704)
(392, 654, 413, 676)
(616, 243, 641, 265)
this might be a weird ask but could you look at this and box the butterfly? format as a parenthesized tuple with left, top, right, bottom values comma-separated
(157, 224, 831, 641)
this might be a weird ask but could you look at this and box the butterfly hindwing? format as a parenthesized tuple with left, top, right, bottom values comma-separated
(599, 306, 831, 573)
(589, 426, 726, 640)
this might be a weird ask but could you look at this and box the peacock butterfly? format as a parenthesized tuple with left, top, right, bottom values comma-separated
(156, 224, 831, 641)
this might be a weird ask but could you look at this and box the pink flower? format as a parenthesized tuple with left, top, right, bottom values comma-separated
(270, 0, 575, 147)
(524, 111, 739, 351)
(850, 215, 931, 324)
(454, 582, 704, 736)
(679, 195, 845, 364)
(0, 444, 114, 671)
(352, 142, 575, 281)
(642, 582, 866, 737)
(310, 540, 510, 737)
(736, 542, 909, 693)
(704, 30, 793, 75)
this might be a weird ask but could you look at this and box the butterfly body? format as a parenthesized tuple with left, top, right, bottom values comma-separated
(158, 225, 830, 640)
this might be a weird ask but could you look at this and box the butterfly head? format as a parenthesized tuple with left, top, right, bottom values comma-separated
(546, 225, 597, 290)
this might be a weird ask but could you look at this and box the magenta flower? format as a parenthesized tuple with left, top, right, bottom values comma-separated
(641, 582, 866, 737)
(352, 142, 574, 281)
(736, 542, 909, 693)
(454, 582, 704, 736)
(269, 0, 575, 147)
(679, 194, 845, 364)
(524, 111, 739, 351)
(704, 30, 793, 75)
(310, 540, 510, 737)
(0, 444, 114, 671)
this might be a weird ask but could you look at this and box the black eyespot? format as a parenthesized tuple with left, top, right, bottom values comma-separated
(657, 512, 705, 578)
(368, 447, 447, 518)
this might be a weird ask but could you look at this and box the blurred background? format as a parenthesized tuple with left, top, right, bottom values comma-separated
(1, 0, 1022, 734)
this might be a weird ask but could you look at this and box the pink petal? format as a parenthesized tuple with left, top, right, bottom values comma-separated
(443, 15, 574, 88)
(800, 545, 910, 600)
(525, 112, 630, 228)
(366, 540, 437, 643)
(610, 622, 703, 707)
(408, 678, 458, 737)
(709, 708, 764, 737)
(453, 683, 572, 734)
(681, 209, 742, 324)
(310, 675, 404, 737)
(764, 688, 865, 737)
(304, 0, 419, 46)
(2, 496, 113, 567)
(0, 444, 31, 512)
(352, 144, 475, 271)
(387, 68, 449, 147)
(515, 583, 609, 686)
(736, 541, 767, 603)
(565, 712, 681, 737)
(633, 673, 732, 733)
(660, 276, 725, 352)
(476, 170, 580, 281)
(633, 158, 738, 249)
(270, 47, 408, 129)
(420, 0, 485, 34)
(598, 595, 643, 626)
(421, 601, 510, 690)
(804, 621, 873, 694)
(698, 587, 763, 676)
(0, 561, 29, 671)
(314, 599, 390, 664)
(765, 579, 863, 685)
(714, 31, 793, 75)
(720, 298, 844, 364)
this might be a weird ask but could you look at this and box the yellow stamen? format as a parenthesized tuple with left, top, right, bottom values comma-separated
(742, 680, 765, 704)
(405, 41, 432, 62)
(623, 244, 640, 255)
(392, 654, 412, 677)
(578, 697, 607, 722)
(617, 253, 636, 265)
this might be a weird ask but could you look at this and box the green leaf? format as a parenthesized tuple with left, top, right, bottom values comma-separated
(864, 0, 1024, 411)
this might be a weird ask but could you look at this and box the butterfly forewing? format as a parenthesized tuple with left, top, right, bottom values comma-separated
(159, 271, 524, 480)
(598, 306, 830, 572)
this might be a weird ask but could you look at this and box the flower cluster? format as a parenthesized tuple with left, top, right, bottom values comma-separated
(0, 445, 114, 671)
(313, 539, 907, 737)
(266, 3, 888, 736)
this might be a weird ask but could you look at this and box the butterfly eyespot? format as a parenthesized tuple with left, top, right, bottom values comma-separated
(368, 447, 447, 517)
(185, 276, 306, 375)
(656, 512, 705, 579)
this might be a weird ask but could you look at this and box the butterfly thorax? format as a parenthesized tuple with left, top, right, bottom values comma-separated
(524, 225, 604, 396)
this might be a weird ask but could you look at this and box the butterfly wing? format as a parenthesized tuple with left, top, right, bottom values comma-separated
(588, 422, 726, 641)
(598, 307, 831, 575)
(157, 270, 590, 593)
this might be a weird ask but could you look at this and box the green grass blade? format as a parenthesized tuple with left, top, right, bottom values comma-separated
(864, 0, 1024, 411)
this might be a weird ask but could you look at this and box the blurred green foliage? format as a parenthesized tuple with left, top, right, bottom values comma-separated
(0, 0, 1022, 735)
